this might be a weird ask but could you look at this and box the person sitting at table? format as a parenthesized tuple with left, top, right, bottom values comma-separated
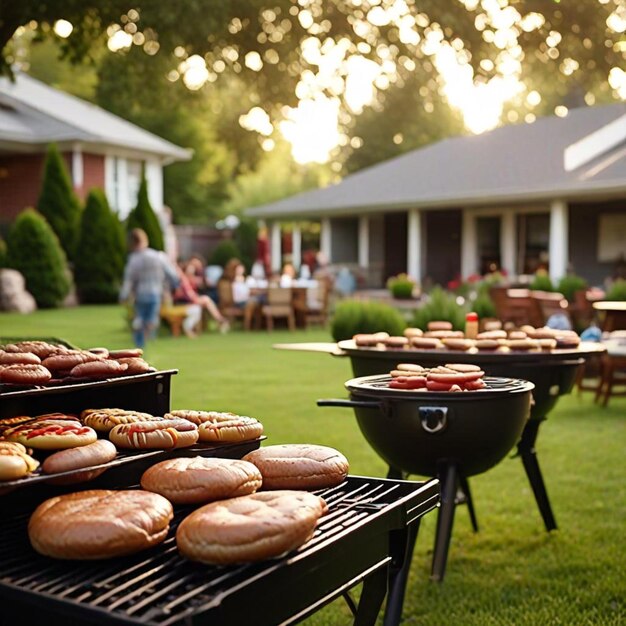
(280, 262, 297, 287)
(173, 264, 230, 336)
(218, 259, 263, 329)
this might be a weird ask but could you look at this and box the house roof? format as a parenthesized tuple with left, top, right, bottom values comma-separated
(0, 72, 191, 162)
(247, 103, 626, 219)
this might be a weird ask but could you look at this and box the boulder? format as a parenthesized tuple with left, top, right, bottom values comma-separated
(0, 269, 37, 314)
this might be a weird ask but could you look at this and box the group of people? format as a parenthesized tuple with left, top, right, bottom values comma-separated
(120, 228, 331, 347)
(120, 229, 229, 347)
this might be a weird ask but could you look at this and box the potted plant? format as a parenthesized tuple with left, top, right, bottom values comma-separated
(387, 273, 417, 299)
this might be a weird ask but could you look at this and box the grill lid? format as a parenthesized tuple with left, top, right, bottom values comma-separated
(345, 375, 534, 400)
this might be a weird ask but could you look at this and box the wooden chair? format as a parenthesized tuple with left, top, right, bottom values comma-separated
(595, 342, 626, 407)
(262, 286, 295, 331)
(217, 281, 250, 330)
(294, 280, 331, 328)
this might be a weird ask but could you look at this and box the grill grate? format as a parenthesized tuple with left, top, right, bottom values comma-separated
(348, 375, 532, 396)
(0, 477, 438, 626)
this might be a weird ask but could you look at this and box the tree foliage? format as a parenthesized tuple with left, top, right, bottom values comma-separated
(36, 144, 82, 261)
(0, 236, 6, 268)
(126, 173, 164, 250)
(6, 209, 71, 308)
(74, 189, 125, 303)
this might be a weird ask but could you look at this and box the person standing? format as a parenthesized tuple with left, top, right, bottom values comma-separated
(119, 228, 179, 348)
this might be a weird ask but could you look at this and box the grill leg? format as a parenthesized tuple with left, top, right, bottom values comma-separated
(353, 564, 389, 626)
(458, 475, 479, 533)
(382, 520, 421, 626)
(431, 464, 458, 582)
(386, 465, 405, 480)
(518, 418, 557, 532)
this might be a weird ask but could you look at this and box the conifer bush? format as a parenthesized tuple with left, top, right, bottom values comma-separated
(6, 209, 70, 308)
(0, 236, 6, 267)
(36, 144, 82, 261)
(75, 190, 125, 303)
(210, 239, 241, 267)
(411, 286, 467, 331)
(127, 174, 164, 250)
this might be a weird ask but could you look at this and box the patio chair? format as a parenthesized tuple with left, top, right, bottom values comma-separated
(217, 281, 253, 330)
(262, 286, 295, 331)
(294, 279, 331, 328)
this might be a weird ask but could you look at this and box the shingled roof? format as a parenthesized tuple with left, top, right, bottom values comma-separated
(247, 103, 626, 219)
(0, 72, 190, 162)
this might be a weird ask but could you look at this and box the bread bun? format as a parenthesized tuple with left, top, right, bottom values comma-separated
(427, 321, 453, 331)
(180, 412, 263, 444)
(141, 457, 262, 504)
(28, 490, 173, 559)
(42, 440, 117, 474)
(0, 443, 39, 480)
(109, 419, 199, 449)
(0, 363, 52, 385)
(82, 409, 157, 432)
(176, 490, 327, 564)
(243, 444, 348, 490)
(411, 337, 443, 350)
(4, 420, 97, 450)
(70, 359, 129, 379)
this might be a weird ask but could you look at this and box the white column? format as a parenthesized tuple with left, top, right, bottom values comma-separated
(358, 216, 369, 269)
(320, 217, 332, 262)
(270, 221, 282, 272)
(500, 210, 516, 277)
(407, 209, 421, 282)
(116, 158, 131, 219)
(292, 223, 301, 268)
(71, 144, 83, 189)
(461, 208, 478, 278)
(145, 158, 164, 215)
(549, 200, 569, 282)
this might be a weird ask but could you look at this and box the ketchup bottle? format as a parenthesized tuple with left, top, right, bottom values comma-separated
(465, 312, 479, 339)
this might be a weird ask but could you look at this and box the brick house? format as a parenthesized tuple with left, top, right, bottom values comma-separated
(0, 72, 190, 229)
(247, 104, 626, 288)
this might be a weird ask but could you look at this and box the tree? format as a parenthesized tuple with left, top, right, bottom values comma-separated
(36, 144, 82, 261)
(6, 209, 71, 308)
(126, 173, 164, 250)
(74, 189, 125, 303)
(0, 236, 6, 268)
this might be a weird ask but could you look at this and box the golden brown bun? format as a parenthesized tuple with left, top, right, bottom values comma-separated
(141, 457, 262, 504)
(0, 444, 39, 480)
(477, 330, 507, 340)
(427, 321, 453, 331)
(42, 439, 117, 474)
(475, 339, 499, 351)
(243, 444, 348, 490)
(0, 363, 52, 385)
(28, 490, 173, 559)
(411, 337, 443, 350)
(109, 419, 199, 449)
(441, 338, 475, 351)
(176, 490, 326, 564)
(0, 351, 41, 365)
(424, 330, 465, 339)
(403, 327, 423, 339)
(186, 412, 263, 443)
(82, 409, 157, 432)
(4, 421, 97, 450)
(70, 359, 129, 379)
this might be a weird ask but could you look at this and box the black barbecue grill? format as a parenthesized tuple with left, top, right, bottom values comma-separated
(0, 476, 439, 626)
(319, 374, 533, 581)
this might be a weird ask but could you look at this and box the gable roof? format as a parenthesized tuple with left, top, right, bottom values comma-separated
(0, 72, 191, 162)
(247, 103, 626, 219)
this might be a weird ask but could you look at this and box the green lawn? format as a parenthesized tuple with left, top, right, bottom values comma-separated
(1, 306, 625, 625)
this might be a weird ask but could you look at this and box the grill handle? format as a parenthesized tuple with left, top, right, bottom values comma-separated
(317, 398, 383, 410)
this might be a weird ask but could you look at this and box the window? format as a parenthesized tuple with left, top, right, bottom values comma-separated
(516, 213, 549, 274)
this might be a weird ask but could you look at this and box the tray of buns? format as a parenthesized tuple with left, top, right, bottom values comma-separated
(0, 438, 265, 491)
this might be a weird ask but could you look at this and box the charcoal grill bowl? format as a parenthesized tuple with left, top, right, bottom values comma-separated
(324, 376, 534, 479)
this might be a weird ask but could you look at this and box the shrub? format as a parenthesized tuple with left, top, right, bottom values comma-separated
(36, 144, 82, 261)
(472, 290, 497, 319)
(387, 274, 416, 299)
(210, 239, 241, 267)
(530, 270, 554, 292)
(331, 300, 406, 341)
(6, 209, 70, 308)
(0, 237, 6, 268)
(127, 173, 164, 250)
(606, 278, 626, 301)
(411, 286, 467, 330)
(234, 219, 258, 270)
(557, 274, 588, 302)
(74, 189, 125, 303)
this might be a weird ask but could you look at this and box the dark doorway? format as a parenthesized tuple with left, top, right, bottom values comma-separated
(476, 216, 501, 274)
(384, 212, 408, 280)
(424, 210, 462, 286)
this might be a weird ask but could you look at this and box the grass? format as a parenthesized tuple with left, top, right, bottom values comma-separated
(1, 305, 625, 625)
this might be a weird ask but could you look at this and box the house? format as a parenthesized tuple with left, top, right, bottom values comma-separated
(0, 72, 191, 225)
(247, 103, 626, 287)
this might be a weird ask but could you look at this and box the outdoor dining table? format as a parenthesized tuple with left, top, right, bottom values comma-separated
(592, 300, 626, 332)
